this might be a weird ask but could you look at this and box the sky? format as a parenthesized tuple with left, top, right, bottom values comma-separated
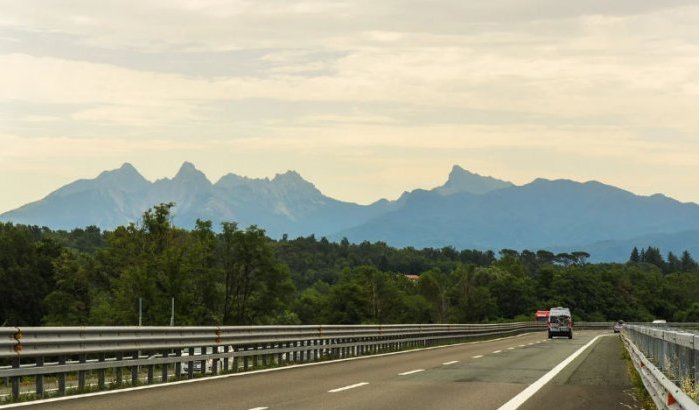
(2, 0, 699, 213)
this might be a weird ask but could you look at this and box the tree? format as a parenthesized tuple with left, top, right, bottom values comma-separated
(218, 224, 295, 324)
(418, 269, 450, 323)
(681, 250, 698, 272)
(643, 247, 665, 270)
(666, 251, 681, 273)
(629, 247, 640, 263)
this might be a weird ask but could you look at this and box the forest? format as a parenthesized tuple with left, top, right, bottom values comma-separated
(1, 203, 698, 327)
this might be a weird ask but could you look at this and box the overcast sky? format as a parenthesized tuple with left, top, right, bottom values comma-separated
(2, 0, 699, 213)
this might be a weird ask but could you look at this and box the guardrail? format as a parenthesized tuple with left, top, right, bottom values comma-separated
(0, 321, 619, 404)
(622, 324, 699, 410)
(0, 323, 543, 402)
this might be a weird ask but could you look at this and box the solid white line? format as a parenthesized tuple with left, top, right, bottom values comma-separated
(0, 332, 543, 409)
(492, 350, 502, 354)
(496, 335, 605, 410)
(472, 355, 484, 359)
(443, 361, 459, 365)
(328, 382, 369, 393)
(398, 369, 425, 376)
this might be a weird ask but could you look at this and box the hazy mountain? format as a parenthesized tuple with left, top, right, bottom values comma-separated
(0, 162, 391, 237)
(3, 162, 699, 262)
(0, 163, 150, 229)
(433, 165, 513, 196)
(550, 230, 699, 263)
(335, 178, 699, 252)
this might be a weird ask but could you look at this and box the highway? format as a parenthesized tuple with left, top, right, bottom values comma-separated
(18, 331, 638, 410)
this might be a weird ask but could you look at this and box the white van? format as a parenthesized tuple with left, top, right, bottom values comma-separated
(548, 307, 573, 339)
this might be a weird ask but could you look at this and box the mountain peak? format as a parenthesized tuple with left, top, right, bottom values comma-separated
(435, 166, 513, 196)
(272, 170, 321, 196)
(173, 162, 211, 185)
(95, 162, 149, 187)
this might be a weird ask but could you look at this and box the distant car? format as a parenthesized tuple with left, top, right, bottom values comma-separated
(652, 319, 667, 324)
(613, 320, 624, 333)
(548, 307, 573, 339)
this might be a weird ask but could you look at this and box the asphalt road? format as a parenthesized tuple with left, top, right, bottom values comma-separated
(17, 330, 636, 410)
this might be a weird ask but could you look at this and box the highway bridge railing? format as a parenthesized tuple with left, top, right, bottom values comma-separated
(622, 324, 699, 409)
(0, 321, 616, 403)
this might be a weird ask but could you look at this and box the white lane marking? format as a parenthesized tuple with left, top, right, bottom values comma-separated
(472, 355, 484, 359)
(497, 335, 606, 410)
(507, 347, 515, 350)
(518, 345, 526, 347)
(527, 343, 534, 346)
(443, 361, 459, 365)
(0, 332, 543, 409)
(492, 350, 502, 354)
(328, 382, 369, 393)
(399, 369, 425, 376)
(249, 407, 269, 410)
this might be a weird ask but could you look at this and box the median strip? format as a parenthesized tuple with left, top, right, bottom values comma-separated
(328, 382, 369, 393)
(398, 369, 425, 376)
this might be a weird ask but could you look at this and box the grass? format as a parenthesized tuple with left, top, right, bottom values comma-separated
(680, 377, 699, 403)
(620, 344, 657, 410)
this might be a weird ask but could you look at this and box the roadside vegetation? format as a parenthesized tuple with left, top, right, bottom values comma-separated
(621, 345, 657, 409)
(1, 203, 698, 327)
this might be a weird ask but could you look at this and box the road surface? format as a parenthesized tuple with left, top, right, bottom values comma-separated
(15, 330, 638, 410)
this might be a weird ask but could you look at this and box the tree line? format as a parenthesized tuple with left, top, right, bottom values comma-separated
(1, 203, 698, 327)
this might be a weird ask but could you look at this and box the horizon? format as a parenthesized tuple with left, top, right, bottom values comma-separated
(4, 1, 699, 213)
(3, 160, 693, 214)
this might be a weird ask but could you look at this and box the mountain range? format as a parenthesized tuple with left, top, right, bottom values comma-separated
(3, 162, 699, 262)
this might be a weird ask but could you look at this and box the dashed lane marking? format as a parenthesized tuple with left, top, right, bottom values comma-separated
(497, 335, 606, 410)
(328, 382, 369, 393)
(398, 369, 425, 376)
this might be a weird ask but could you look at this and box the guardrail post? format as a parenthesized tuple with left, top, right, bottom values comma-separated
(233, 348, 239, 373)
(147, 360, 154, 384)
(693, 335, 698, 383)
(78, 354, 87, 391)
(199, 347, 206, 376)
(187, 347, 194, 379)
(98, 353, 106, 389)
(35, 356, 44, 398)
(131, 351, 139, 385)
(11, 357, 19, 401)
(223, 345, 230, 372)
(57, 355, 66, 395)
(160, 351, 168, 383)
(116, 352, 124, 385)
(173, 350, 181, 380)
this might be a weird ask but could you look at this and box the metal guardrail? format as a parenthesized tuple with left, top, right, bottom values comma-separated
(622, 324, 699, 410)
(0, 321, 620, 404)
(0, 323, 545, 402)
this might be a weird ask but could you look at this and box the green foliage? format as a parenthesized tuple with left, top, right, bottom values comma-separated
(1, 214, 698, 326)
